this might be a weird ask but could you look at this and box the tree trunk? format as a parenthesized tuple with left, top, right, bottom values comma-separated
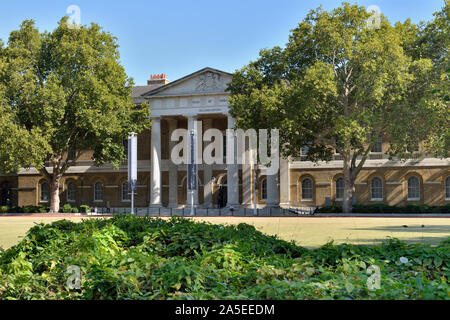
(342, 159, 355, 213)
(49, 176, 61, 213)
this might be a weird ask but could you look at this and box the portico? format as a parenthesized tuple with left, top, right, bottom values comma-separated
(143, 67, 280, 209)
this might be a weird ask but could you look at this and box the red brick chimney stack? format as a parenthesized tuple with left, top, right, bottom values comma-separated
(148, 73, 170, 85)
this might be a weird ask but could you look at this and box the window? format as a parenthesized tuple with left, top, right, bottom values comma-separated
(94, 182, 103, 202)
(301, 146, 309, 156)
(40, 182, 50, 202)
(301, 178, 313, 200)
(371, 133, 382, 153)
(68, 146, 76, 161)
(371, 178, 383, 200)
(67, 182, 76, 202)
(336, 178, 344, 200)
(261, 178, 267, 200)
(122, 182, 131, 201)
(445, 177, 450, 200)
(407, 177, 420, 200)
(223, 132, 227, 159)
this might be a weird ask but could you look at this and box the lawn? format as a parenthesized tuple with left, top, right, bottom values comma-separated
(0, 216, 449, 250)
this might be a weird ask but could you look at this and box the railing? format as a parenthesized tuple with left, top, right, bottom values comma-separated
(88, 206, 318, 217)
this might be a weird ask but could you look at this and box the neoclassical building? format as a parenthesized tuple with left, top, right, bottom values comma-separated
(1, 67, 450, 212)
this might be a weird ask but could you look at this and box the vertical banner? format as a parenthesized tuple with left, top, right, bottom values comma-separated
(188, 130, 197, 190)
(128, 133, 137, 191)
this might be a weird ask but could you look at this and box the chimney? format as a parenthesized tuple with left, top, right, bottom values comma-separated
(148, 73, 170, 85)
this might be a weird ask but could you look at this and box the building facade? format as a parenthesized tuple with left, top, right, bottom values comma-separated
(1, 67, 450, 211)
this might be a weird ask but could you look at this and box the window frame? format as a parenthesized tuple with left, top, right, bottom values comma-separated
(407, 176, 421, 201)
(121, 181, 131, 202)
(301, 178, 313, 201)
(40, 181, 50, 203)
(370, 177, 383, 201)
(445, 177, 450, 200)
(94, 182, 104, 202)
(261, 178, 267, 200)
(66, 181, 76, 203)
(335, 178, 344, 201)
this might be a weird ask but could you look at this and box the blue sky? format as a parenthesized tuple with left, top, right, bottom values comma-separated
(0, 0, 445, 85)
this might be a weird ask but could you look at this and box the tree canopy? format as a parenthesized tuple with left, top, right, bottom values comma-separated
(0, 18, 150, 212)
(228, 2, 449, 212)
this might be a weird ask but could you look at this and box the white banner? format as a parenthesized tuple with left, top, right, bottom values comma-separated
(128, 133, 137, 191)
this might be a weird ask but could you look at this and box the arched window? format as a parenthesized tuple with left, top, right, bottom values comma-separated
(261, 178, 267, 200)
(67, 182, 76, 202)
(301, 178, 313, 200)
(445, 177, 450, 200)
(336, 178, 344, 200)
(407, 177, 420, 200)
(94, 182, 103, 202)
(371, 178, 383, 200)
(40, 182, 50, 202)
(122, 182, 131, 201)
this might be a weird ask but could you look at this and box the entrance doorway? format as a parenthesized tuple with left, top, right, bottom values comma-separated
(216, 175, 227, 208)
(0, 181, 12, 206)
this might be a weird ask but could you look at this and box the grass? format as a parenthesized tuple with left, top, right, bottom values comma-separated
(0, 216, 449, 250)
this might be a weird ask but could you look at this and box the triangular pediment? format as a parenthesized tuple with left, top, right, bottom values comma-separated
(142, 67, 233, 98)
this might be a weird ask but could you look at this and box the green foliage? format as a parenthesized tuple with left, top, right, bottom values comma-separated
(0, 205, 49, 214)
(227, 2, 448, 212)
(0, 216, 448, 300)
(0, 17, 150, 212)
(79, 205, 90, 214)
(315, 203, 450, 214)
(61, 204, 73, 214)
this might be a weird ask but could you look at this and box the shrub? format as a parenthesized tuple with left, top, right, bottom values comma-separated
(0, 206, 8, 214)
(315, 204, 450, 214)
(0, 216, 448, 300)
(39, 206, 49, 214)
(71, 207, 79, 214)
(23, 206, 39, 214)
(79, 205, 90, 214)
(61, 204, 72, 213)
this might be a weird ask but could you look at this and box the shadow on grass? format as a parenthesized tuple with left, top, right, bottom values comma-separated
(344, 236, 449, 244)
(348, 225, 450, 234)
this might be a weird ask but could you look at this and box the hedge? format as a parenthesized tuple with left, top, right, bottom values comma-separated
(315, 203, 450, 214)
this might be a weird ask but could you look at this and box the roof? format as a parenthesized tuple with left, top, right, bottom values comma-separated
(141, 67, 233, 97)
(132, 84, 165, 104)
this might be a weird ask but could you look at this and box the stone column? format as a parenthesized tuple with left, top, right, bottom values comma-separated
(227, 115, 239, 206)
(167, 118, 178, 208)
(203, 119, 213, 208)
(242, 139, 253, 207)
(150, 117, 162, 207)
(279, 157, 290, 207)
(187, 116, 199, 206)
(266, 159, 279, 207)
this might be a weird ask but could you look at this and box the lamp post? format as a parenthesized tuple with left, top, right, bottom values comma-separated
(188, 129, 197, 216)
(128, 132, 137, 215)
(253, 165, 258, 216)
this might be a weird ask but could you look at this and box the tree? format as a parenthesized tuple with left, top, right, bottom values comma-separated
(228, 3, 447, 213)
(0, 18, 150, 213)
